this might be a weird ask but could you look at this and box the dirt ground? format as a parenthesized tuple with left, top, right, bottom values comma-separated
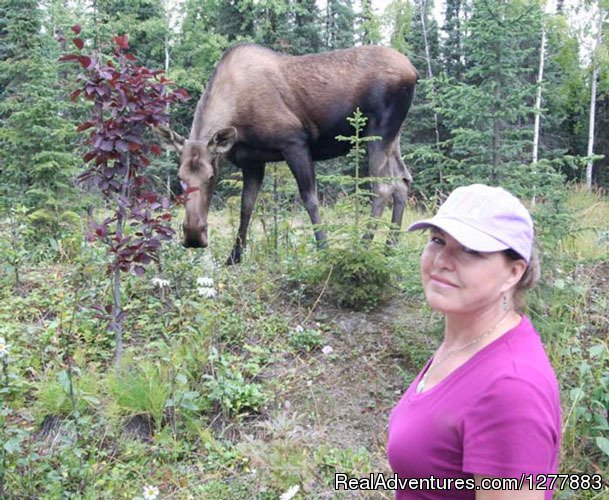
(254, 296, 439, 499)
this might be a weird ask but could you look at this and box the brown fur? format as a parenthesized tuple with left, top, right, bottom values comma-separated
(159, 44, 419, 264)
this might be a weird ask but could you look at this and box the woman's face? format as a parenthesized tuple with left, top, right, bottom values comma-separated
(420, 228, 526, 316)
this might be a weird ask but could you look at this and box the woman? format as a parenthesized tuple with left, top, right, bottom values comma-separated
(387, 184, 561, 499)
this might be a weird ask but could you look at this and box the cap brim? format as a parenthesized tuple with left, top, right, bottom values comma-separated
(406, 217, 510, 253)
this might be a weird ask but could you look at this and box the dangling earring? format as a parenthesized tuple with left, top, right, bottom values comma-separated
(502, 294, 509, 311)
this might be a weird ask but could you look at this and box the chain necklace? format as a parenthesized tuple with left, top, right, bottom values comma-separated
(415, 309, 512, 394)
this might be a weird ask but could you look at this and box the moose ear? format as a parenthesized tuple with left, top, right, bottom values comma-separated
(208, 127, 237, 155)
(153, 124, 185, 155)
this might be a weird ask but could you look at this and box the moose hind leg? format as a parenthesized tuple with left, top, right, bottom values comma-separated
(364, 142, 394, 241)
(387, 145, 412, 247)
(226, 163, 266, 265)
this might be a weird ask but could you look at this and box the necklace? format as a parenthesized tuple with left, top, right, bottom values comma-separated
(415, 309, 512, 394)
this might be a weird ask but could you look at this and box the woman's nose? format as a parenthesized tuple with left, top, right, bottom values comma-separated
(434, 246, 455, 269)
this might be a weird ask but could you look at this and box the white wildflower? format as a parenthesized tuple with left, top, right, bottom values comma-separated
(321, 345, 333, 355)
(0, 337, 9, 358)
(306, 380, 312, 387)
(279, 484, 300, 500)
(197, 287, 217, 299)
(151, 277, 170, 289)
(202, 253, 217, 268)
(197, 276, 214, 287)
(294, 325, 304, 333)
(142, 485, 159, 500)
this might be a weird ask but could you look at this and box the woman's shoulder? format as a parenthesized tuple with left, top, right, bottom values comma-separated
(476, 315, 559, 395)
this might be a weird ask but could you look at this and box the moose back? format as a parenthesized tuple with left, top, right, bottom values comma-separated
(158, 43, 418, 264)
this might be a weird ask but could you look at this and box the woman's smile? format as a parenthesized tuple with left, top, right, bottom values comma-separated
(429, 274, 459, 288)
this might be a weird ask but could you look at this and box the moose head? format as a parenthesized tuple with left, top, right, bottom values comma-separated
(156, 125, 237, 248)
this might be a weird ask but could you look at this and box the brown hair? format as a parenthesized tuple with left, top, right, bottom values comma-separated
(503, 245, 540, 312)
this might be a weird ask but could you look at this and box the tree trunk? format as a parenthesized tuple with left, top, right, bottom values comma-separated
(164, 35, 170, 74)
(586, 63, 598, 191)
(492, 82, 501, 182)
(419, 0, 441, 147)
(586, 9, 605, 191)
(532, 25, 546, 164)
(111, 240, 123, 369)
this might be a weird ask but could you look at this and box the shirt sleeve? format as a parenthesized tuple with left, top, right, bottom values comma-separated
(462, 375, 559, 478)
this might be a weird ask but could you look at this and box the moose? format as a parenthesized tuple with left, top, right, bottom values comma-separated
(158, 44, 418, 264)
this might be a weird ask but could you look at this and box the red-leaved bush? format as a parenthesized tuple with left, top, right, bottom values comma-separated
(59, 26, 189, 365)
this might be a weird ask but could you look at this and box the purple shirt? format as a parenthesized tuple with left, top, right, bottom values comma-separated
(387, 316, 561, 499)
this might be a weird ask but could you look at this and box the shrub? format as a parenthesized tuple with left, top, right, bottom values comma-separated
(300, 237, 396, 311)
(105, 358, 171, 431)
(288, 326, 323, 353)
(203, 350, 268, 417)
(35, 368, 101, 417)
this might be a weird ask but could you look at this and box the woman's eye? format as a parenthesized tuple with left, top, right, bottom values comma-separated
(463, 246, 480, 255)
(430, 236, 444, 245)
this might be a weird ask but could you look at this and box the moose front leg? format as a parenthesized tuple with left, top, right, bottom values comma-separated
(283, 144, 326, 247)
(226, 163, 266, 265)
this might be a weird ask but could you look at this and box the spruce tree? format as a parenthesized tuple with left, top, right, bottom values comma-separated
(291, 0, 323, 54)
(358, 0, 382, 45)
(433, 0, 549, 192)
(94, 0, 170, 68)
(0, 0, 79, 232)
(442, 0, 464, 80)
(325, 0, 356, 49)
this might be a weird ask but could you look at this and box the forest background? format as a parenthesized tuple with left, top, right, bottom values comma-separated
(0, 0, 608, 498)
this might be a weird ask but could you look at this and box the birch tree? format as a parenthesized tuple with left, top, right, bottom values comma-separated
(586, 2, 608, 190)
(418, 0, 441, 146)
(532, 7, 549, 165)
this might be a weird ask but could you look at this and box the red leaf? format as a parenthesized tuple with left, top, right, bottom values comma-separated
(70, 89, 81, 101)
(73, 37, 84, 50)
(173, 88, 190, 101)
(83, 151, 96, 162)
(125, 53, 137, 62)
(134, 266, 146, 276)
(150, 144, 162, 155)
(78, 55, 92, 68)
(129, 142, 140, 152)
(77, 121, 94, 132)
(113, 34, 129, 50)
(58, 54, 79, 62)
(71, 24, 81, 35)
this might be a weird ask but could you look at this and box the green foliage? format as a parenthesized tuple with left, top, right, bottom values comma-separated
(0, 0, 82, 234)
(384, 0, 414, 54)
(94, 0, 170, 69)
(295, 109, 397, 311)
(0, 206, 29, 288)
(325, 0, 356, 49)
(288, 326, 323, 352)
(35, 369, 100, 417)
(315, 445, 372, 481)
(311, 240, 397, 310)
(203, 349, 268, 417)
(358, 0, 382, 45)
(106, 358, 172, 430)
